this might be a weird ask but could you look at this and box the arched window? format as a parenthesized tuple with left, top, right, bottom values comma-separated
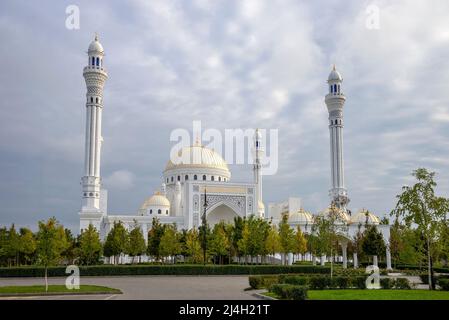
(90, 97, 93, 103)
(185, 175, 189, 180)
(165, 210, 168, 215)
(171, 177, 174, 182)
(203, 175, 206, 181)
(335, 120, 338, 125)
(96, 97, 98, 103)
(92, 57, 95, 66)
(218, 177, 221, 182)
(96, 57, 100, 66)
(334, 84, 337, 93)
(177, 175, 180, 181)
(211, 176, 215, 181)
(194, 175, 197, 180)
(166, 178, 169, 183)
(150, 209, 153, 214)
(158, 209, 161, 214)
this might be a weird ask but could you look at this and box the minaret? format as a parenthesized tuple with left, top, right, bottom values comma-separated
(253, 128, 265, 217)
(325, 65, 349, 212)
(80, 34, 108, 215)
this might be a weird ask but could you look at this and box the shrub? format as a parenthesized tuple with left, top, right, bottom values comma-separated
(394, 278, 411, 289)
(309, 276, 331, 290)
(283, 276, 309, 286)
(438, 279, 449, 291)
(271, 284, 308, 300)
(248, 275, 279, 289)
(380, 277, 395, 289)
(351, 276, 367, 289)
(332, 276, 350, 289)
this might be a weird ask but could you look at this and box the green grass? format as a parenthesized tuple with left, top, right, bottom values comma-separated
(269, 289, 449, 300)
(0, 285, 121, 295)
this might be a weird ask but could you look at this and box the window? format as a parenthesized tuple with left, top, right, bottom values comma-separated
(194, 175, 197, 180)
(330, 85, 332, 93)
(92, 57, 95, 66)
(171, 177, 174, 182)
(96, 98, 98, 103)
(218, 177, 221, 182)
(256, 141, 259, 147)
(166, 178, 169, 183)
(211, 176, 215, 181)
(203, 175, 206, 181)
(90, 97, 93, 103)
(165, 210, 168, 215)
(96, 57, 100, 66)
(185, 175, 189, 180)
(158, 209, 161, 214)
(150, 209, 152, 214)
(334, 84, 337, 93)
(177, 175, 180, 181)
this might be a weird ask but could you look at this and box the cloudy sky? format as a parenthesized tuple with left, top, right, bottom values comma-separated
(1, 0, 449, 232)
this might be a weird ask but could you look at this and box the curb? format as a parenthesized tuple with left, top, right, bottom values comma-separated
(251, 291, 277, 300)
(0, 291, 122, 297)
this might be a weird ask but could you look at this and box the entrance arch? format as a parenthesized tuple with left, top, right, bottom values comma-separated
(207, 203, 239, 226)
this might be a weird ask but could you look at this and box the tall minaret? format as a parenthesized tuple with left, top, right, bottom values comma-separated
(80, 34, 108, 214)
(253, 128, 265, 217)
(325, 65, 349, 212)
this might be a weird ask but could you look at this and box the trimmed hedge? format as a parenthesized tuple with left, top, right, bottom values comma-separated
(438, 279, 449, 291)
(248, 275, 279, 289)
(380, 277, 395, 289)
(0, 264, 331, 278)
(271, 284, 308, 300)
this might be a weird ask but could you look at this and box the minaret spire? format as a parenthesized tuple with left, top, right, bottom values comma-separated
(79, 35, 108, 232)
(253, 128, 265, 217)
(325, 65, 349, 212)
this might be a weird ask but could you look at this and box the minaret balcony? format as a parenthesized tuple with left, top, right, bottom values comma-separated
(83, 65, 108, 75)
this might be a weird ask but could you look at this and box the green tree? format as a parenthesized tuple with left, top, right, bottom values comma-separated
(159, 224, 181, 264)
(0, 227, 8, 266)
(62, 228, 77, 265)
(128, 225, 146, 263)
(36, 217, 67, 291)
(77, 224, 102, 265)
(361, 225, 386, 264)
(209, 222, 230, 264)
(278, 214, 295, 265)
(184, 228, 202, 263)
(237, 222, 250, 264)
(391, 168, 449, 290)
(293, 226, 308, 262)
(7, 224, 21, 266)
(18, 228, 36, 265)
(147, 218, 165, 262)
(231, 216, 244, 262)
(265, 225, 281, 264)
(103, 221, 129, 265)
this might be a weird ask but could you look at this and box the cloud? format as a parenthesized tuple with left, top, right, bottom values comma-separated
(103, 170, 136, 190)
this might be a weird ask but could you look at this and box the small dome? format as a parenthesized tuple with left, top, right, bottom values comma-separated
(88, 34, 104, 54)
(258, 201, 265, 210)
(351, 209, 380, 225)
(320, 206, 350, 223)
(140, 192, 170, 210)
(328, 65, 342, 82)
(289, 208, 313, 224)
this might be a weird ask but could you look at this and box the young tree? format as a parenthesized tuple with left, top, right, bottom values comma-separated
(185, 228, 202, 263)
(147, 218, 165, 262)
(19, 228, 36, 265)
(391, 168, 449, 290)
(361, 225, 386, 265)
(209, 222, 230, 264)
(62, 228, 77, 265)
(231, 216, 244, 262)
(265, 225, 281, 264)
(103, 221, 129, 265)
(7, 224, 21, 266)
(36, 217, 67, 291)
(128, 225, 146, 263)
(78, 224, 102, 265)
(159, 224, 181, 264)
(278, 214, 295, 265)
(293, 226, 308, 262)
(237, 222, 250, 264)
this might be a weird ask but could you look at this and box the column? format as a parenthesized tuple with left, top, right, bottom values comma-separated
(373, 255, 378, 267)
(386, 247, 392, 270)
(353, 252, 358, 269)
(320, 255, 326, 266)
(341, 242, 348, 269)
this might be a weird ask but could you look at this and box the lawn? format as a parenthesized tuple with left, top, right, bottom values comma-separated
(265, 290, 449, 300)
(0, 285, 121, 295)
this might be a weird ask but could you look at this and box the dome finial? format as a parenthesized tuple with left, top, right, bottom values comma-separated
(332, 64, 336, 71)
(94, 32, 99, 42)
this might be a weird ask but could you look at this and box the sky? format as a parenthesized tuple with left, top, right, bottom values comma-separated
(1, 0, 449, 233)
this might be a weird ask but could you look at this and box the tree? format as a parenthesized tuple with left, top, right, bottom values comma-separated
(7, 224, 21, 266)
(159, 224, 181, 263)
(36, 217, 67, 291)
(278, 214, 295, 265)
(62, 228, 77, 265)
(147, 218, 165, 262)
(265, 225, 281, 263)
(361, 225, 386, 264)
(184, 228, 202, 263)
(103, 221, 129, 265)
(231, 216, 244, 262)
(237, 222, 251, 264)
(78, 224, 102, 265)
(19, 228, 36, 265)
(209, 222, 230, 264)
(391, 168, 449, 290)
(128, 225, 146, 263)
(293, 226, 308, 262)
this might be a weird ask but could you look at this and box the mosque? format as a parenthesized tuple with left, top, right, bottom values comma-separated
(78, 36, 392, 268)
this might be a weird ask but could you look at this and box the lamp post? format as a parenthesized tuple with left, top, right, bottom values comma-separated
(201, 188, 208, 265)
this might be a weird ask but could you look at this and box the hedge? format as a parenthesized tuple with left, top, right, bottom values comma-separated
(0, 264, 331, 278)
(271, 284, 308, 300)
(438, 279, 449, 291)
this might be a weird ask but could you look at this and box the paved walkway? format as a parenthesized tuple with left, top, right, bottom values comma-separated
(0, 275, 258, 300)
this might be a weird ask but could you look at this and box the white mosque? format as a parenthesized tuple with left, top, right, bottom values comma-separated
(78, 36, 392, 268)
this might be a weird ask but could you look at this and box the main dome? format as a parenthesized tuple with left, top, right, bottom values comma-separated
(164, 145, 230, 173)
